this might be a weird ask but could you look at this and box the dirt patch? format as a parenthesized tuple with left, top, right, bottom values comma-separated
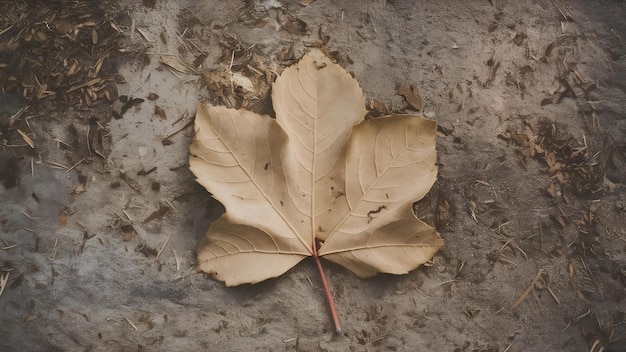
(1, 0, 625, 351)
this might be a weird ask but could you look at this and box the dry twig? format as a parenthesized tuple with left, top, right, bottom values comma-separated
(0, 272, 9, 297)
(511, 268, 544, 309)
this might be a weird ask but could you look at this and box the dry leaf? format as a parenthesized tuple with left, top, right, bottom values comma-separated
(59, 211, 69, 226)
(121, 224, 135, 242)
(367, 99, 390, 118)
(396, 85, 422, 111)
(141, 204, 169, 224)
(190, 49, 442, 286)
(193, 53, 208, 68)
(160, 55, 198, 74)
(154, 105, 167, 119)
(231, 72, 256, 93)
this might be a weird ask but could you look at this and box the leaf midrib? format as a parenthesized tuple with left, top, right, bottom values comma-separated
(309, 65, 318, 253)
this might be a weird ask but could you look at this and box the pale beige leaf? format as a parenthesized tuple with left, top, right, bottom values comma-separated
(190, 49, 441, 286)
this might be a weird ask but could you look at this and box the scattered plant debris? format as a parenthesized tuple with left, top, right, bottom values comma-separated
(499, 118, 611, 196)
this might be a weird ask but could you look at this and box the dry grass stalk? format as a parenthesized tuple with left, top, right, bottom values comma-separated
(124, 317, 138, 331)
(156, 233, 173, 261)
(0, 272, 9, 297)
(511, 268, 544, 309)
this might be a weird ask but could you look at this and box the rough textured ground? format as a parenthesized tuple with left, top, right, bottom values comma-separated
(1, 0, 625, 351)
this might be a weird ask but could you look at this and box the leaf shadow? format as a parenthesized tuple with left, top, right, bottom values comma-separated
(318, 258, 410, 298)
(320, 257, 441, 302)
(228, 278, 280, 304)
(180, 183, 225, 243)
(361, 272, 417, 297)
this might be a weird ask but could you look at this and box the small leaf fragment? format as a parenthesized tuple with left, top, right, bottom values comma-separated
(396, 85, 422, 110)
(160, 55, 197, 74)
(141, 204, 169, 224)
(121, 225, 135, 241)
(154, 105, 167, 119)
